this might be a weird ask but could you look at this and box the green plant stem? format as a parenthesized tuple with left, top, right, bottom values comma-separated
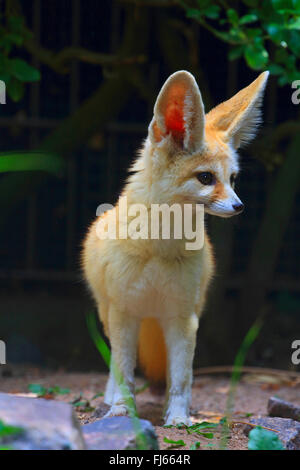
(219, 317, 263, 449)
(86, 312, 149, 450)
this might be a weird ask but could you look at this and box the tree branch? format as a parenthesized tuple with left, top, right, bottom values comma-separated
(249, 120, 300, 170)
(119, 0, 243, 45)
(23, 36, 146, 74)
(0, 5, 151, 226)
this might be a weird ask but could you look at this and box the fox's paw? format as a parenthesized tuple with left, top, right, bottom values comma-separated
(164, 414, 192, 427)
(103, 404, 129, 418)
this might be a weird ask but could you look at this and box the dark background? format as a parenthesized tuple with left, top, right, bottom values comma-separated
(0, 0, 299, 373)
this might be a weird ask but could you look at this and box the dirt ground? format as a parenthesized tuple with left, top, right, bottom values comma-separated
(1, 366, 300, 450)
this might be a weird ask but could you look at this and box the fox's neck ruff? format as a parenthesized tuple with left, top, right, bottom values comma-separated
(113, 140, 205, 260)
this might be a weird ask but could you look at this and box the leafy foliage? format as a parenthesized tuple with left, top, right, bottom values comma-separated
(0, 420, 23, 439)
(0, 420, 24, 450)
(71, 394, 95, 413)
(190, 440, 201, 449)
(248, 426, 285, 450)
(0, 12, 40, 101)
(0, 419, 23, 448)
(220, 318, 263, 449)
(163, 422, 219, 448)
(163, 420, 219, 445)
(163, 437, 186, 448)
(180, 0, 300, 84)
(0, 152, 64, 175)
(28, 384, 70, 397)
(185, 421, 218, 438)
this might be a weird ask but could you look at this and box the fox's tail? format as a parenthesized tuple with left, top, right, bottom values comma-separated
(138, 318, 167, 383)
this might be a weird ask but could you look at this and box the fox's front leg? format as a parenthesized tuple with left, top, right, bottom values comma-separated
(162, 313, 198, 426)
(103, 368, 117, 405)
(104, 305, 140, 417)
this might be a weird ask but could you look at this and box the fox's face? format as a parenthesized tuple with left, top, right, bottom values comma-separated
(147, 70, 268, 218)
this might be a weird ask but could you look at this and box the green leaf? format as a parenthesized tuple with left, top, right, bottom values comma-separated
(10, 59, 40, 82)
(203, 5, 221, 19)
(271, 0, 300, 12)
(186, 421, 218, 438)
(163, 437, 186, 447)
(239, 14, 258, 25)
(92, 392, 104, 399)
(50, 386, 70, 395)
(227, 9, 239, 25)
(272, 0, 294, 12)
(197, 432, 214, 438)
(0, 72, 11, 85)
(228, 27, 245, 42)
(229, 46, 245, 61)
(248, 426, 285, 450)
(7, 77, 24, 102)
(266, 23, 285, 42)
(163, 422, 187, 429)
(245, 44, 269, 70)
(0, 420, 23, 438)
(188, 421, 219, 430)
(288, 17, 300, 29)
(278, 74, 289, 85)
(245, 28, 263, 39)
(186, 9, 202, 20)
(28, 383, 47, 395)
(286, 30, 300, 56)
(292, 0, 300, 9)
(0, 152, 64, 175)
(5, 33, 23, 46)
(268, 63, 284, 75)
(190, 441, 201, 450)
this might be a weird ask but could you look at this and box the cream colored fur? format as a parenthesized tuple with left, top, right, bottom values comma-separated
(82, 70, 268, 425)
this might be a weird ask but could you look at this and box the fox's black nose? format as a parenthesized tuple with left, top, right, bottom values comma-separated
(233, 203, 244, 213)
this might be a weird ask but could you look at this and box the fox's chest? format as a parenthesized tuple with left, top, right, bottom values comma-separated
(108, 252, 205, 319)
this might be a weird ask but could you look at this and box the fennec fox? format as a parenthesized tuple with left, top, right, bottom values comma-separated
(82, 70, 268, 425)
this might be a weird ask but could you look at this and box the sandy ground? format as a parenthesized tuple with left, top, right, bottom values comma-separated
(1, 366, 300, 450)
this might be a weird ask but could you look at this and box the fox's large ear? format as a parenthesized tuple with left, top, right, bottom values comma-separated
(149, 71, 205, 153)
(206, 71, 269, 149)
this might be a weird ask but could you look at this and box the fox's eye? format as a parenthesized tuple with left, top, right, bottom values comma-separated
(196, 172, 215, 185)
(230, 174, 236, 186)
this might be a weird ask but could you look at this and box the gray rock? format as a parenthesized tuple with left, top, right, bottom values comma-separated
(0, 392, 86, 450)
(82, 416, 159, 450)
(268, 396, 300, 422)
(243, 416, 300, 450)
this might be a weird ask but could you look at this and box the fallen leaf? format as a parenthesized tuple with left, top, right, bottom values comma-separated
(216, 386, 230, 394)
(191, 415, 223, 424)
(243, 374, 286, 385)
(261, 383, 280, 391)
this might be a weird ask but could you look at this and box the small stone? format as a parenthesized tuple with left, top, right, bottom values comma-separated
(82, 416, 159, 450)
(268, 396, 300, 422)
(0, 392, 86, 450)
(90, 402, 110, 420)
(243, 417, 300, 450)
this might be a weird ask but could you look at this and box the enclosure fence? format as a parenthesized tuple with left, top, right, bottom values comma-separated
(0, 0, 299, 293)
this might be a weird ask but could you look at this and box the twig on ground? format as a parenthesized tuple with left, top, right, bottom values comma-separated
(194, 366, 300, 379)
(231, 420, 279, 433)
